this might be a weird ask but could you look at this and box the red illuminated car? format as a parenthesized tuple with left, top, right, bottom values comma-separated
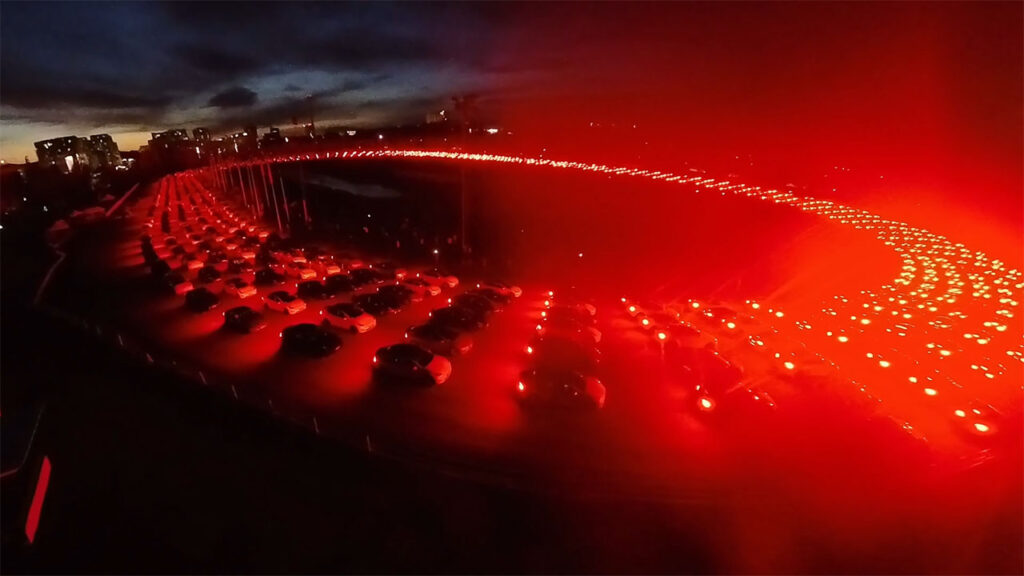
(516, 368, 606, 410)
(264, 291, 307, 315)
(372, 344, 452, 386)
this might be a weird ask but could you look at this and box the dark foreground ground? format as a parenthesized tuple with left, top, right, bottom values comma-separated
(4, 300, 1020, 574)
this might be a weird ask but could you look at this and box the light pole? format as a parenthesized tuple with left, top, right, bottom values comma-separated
(452, 94, 478, 262)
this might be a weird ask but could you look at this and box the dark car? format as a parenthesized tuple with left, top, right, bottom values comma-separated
(254, 268, 286, 286)
(185, 287, 220, 312)
(545, 304, 596, 326)
(350, 267, 386, 287)
(372, 343, 452, 386)
(297, 280, 334, 301)
(516, 367, 606, 409)
(227, 258, 255, 277)
(527, 335, 601, 372)
(162, 271, 194, 295)
(466, 287, 512, 305)
(279, 323, 342, 357)
(428, 306, 488, 331)
(197, 266, 222, 285)
(405, 322, 473, 356)
(150, 259, 172, 279)
(452, 292, 499, 316)
(353, 293, 395, 316)
(669, 344, 744, 401)
(323, 274, 356, 295)
(222, 306, 267, 334)
(377, 284, 414, 308)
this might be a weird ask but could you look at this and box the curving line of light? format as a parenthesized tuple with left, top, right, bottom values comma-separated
(205, 149, 1022, 442)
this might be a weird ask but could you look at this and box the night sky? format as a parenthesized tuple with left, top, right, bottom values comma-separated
(1, 0, 1020, 194)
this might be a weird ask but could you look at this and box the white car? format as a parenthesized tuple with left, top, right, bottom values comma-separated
(223, 278, 257, 299)
(403, 277, 442, 299)
(419, 269, 459, 288)
(264, 291, 307, 315)
(477, 281, 522, 298)
(283, 264, 318, 281)
(310, 257, 342, 277)
(321, 302, 377, 333)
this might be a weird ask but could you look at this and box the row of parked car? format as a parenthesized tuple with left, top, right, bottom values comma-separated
(137, 173, 534, 390)
(516, 291, 607, 410)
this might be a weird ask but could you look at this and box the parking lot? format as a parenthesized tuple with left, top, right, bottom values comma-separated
(40, 158, 1022, 571)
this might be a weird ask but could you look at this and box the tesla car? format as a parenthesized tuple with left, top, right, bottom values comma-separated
(185, 287, 220, 313)
(403, 277, 442, 299)
(451, 293, 499, 320)
(419, 269, 459, 288)
(350, 267, 387, 287)
(526, 335, 601, 372)
(428, 305, 488, 331)
(544, 304, 597, 327)
(264, 291, 307, 315)
(254, 268, 287, 287)
(516, 368, 606, 409)
(354, 293, 398, 316)
(323, 274, 356, 295)
(376, 284, 414, 309)
(405, 322, 473, 356)
(280, 323, 342, 357)
(371, 261, 407, 281)
(283, 264, 318, 281)
(468, 287, 513, 305)
(196, 266, 223, 290)
(309, 255, 342, 277)
(222, 306, 267, 333)
(223, 277, 257, 299)
(163, 271, 194, 295)
(538, 310, 602, 344)
(322, 302, 377, 333)
(226, 259, 256, 283)
(297, 280, 336, 301)
(477, 281, 522, 299)
(372, 343, 452, 386)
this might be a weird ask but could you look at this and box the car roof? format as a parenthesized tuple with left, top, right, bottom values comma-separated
(382, 343, 432, 358)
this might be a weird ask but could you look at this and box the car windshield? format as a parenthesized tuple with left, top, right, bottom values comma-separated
(387, 344, 433, 365)
(413, 324, 450, 340)
(328, 303, 362, 317)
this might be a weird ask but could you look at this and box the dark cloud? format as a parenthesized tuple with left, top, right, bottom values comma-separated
(174, 44, 261, 76)
(208, 87, 258, 108)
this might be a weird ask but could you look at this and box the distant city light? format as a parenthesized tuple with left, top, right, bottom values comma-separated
(486, 128, 499, 135)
